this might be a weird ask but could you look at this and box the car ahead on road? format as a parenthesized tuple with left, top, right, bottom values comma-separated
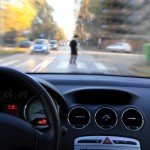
(30, 39, 50, 54)
(49, 40, 58, 50)
(18, 41, 32, 48)
(106, 43, 132, 53)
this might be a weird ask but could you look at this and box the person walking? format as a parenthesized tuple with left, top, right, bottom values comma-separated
(69, 35, 79, 64)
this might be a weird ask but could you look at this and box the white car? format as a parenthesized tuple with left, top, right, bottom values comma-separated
(30, 39, 50, 54)
(49, 40, 58, 50)
(106, 43, 132, 53)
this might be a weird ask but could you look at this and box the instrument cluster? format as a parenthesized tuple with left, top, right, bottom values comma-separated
(0, 87, 60, 129)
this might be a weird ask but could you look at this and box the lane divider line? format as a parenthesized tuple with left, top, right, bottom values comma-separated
(31, 57, 55, 72)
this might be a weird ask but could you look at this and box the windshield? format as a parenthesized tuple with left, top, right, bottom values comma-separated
(0, 0, 150, 77)
(50, 40, 57, 44)
(34, 40, 47, 44)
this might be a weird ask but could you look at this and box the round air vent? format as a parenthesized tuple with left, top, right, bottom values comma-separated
(122, 108, 144, 131)
(68, 106, 90, 129)
(95, 107, 117, 130)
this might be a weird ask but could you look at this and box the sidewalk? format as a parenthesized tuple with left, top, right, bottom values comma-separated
(132, 63, 150, 77)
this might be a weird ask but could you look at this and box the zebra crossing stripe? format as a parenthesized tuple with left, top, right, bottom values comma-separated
(94, 63, 107, 71)
(56, 61, 108, 71)
(57, 61, 69, 69)
(0, 60, 19, 66)
(77, 62, 87, 69)
(37, 58, 54, 72)
(0, 60, 5, 63)
(31, 57, 55, 72)
(15, 60, 29, 67)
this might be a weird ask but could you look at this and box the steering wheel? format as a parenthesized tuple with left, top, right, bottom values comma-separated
(0, 67, 61, 150)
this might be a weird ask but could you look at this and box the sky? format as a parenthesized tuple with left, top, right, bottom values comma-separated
(47, 0, 76, 40)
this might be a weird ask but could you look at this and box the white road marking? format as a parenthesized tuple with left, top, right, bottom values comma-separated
(36, 59, 54, 72)
(31, 57, 55, 72)
(15, 60, 29, 67)
(0, 60, 19, 66)
(0, 60, 5, 63)
(77, 62, 87, 69)
(94, 62, 107, 71)
(56, 61, 88, 70)
(57, 61, 69, 69)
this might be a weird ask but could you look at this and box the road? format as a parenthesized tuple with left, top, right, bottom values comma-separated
(0, 46, 145, 76)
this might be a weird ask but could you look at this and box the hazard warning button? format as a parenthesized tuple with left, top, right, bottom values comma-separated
(102, 137, 113, 144)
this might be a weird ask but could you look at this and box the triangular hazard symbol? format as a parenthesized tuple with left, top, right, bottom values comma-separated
(102, 137, 112, 144)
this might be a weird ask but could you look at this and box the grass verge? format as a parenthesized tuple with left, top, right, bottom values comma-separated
(0, 47, 29, 55)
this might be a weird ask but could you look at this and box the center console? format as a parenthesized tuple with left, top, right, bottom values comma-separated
(74, 136, 141, 150)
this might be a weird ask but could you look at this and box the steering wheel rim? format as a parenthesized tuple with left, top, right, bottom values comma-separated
(0, 67, 61, 150)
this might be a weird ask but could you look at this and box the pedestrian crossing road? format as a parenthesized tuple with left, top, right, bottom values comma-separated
(0, 47, 143, 76)
(0, 53, 117, 74)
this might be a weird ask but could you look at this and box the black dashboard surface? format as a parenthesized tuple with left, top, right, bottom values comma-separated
(0, 74, 150, 149)
(29, 74, 150, 150)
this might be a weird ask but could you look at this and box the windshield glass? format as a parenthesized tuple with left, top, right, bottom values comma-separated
(34, 40, 46, 44)
(0, 0, 150, 77)
(50, 40, 57, 44)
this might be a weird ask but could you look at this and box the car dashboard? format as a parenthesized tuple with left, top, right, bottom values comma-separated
(0, 74, 150, 150)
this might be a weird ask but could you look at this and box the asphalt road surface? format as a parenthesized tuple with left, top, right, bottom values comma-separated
(0, 46, 145, 76)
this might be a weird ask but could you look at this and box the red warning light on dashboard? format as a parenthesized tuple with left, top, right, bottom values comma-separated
(38, 119, 47, 126)
(7, 104, 18, 110)
(6, 104, 19, 116)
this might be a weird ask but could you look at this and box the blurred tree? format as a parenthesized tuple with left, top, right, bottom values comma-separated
(0, 0, 66, 42)
(55, 27, 66, 42)
(31, 2, 66, 40)
(31, 2, 55, 39)
(1, 0, 37, 33)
